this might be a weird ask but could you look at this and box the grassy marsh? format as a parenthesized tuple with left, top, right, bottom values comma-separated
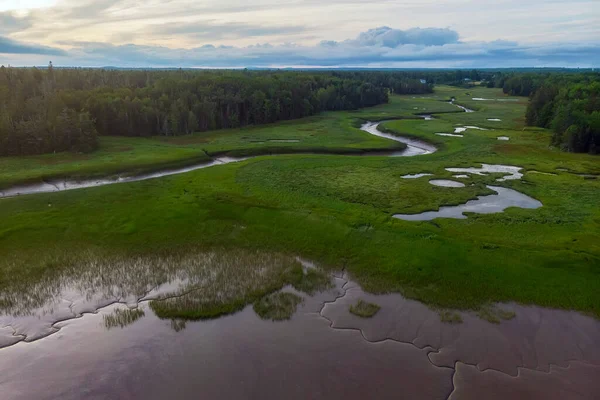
(0, 86, 598, 319)
(477, 305, 517, 324)
(438, 310, 463, 324)
(292, 269, 334, 295)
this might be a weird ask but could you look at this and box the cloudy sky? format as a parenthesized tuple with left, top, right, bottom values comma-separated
(1, 0, 599, 68)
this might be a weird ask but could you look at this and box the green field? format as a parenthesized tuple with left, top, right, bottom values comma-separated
(1, 86, 599, 318)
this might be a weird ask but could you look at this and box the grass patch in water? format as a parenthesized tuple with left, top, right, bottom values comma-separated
(349, 300, 381, 318)
(148, 251, 305, 320)
(477, 305, 517, 324)
(104, 308, 145, 329)
(254, 292, 304, 321)
(292, 269, 333, 295)
(438, 310, 463, 324)
(0, 248, 307, 323)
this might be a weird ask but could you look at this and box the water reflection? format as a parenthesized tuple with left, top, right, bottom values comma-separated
(445, 164, 523, 182)
(394, 185, 542, 221)
(0, 250, 301, 347)
(0, 254, 598, 400)
(429, 180, 466, 188)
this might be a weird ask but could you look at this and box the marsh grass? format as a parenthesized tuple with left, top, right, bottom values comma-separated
(477, 305, 517, 324)
(104, 308, 145, 329)
(147, 251, 304, 320)
(0, 248, 307, 323)
(170, 319, 187, 332)
(253, 292, 303, 321)
(1, 86, 599, 319)
(438, 310, 463, 324)
(292, 269, 333, 295)
(349, 300, 381, 318)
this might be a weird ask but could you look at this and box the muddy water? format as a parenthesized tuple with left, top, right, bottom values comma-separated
(449, 100, 474, 113)
(0, 277, 454, 400)
(446, 164, 523, 182)
(359, 121, 437, 156)
(429, 180, 466, 188)
(394, 185, 542, 221)
(0, 156, 247, 199)
(436, 133, 464, 137)
(450, 361, 600, 400)
(402, 173, 433, 179)
(1, 263, 598, 400)
(439, 126, 487, 137)
(322, 278, 600, 376)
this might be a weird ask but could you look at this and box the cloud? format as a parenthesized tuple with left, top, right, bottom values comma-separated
(2, 26, 599, 67)
(147, 21, 306, 41)
(0, 36, 67, 56)
(0, 11, 33, 34)
(350, 27, 460, 47)
(5, 0, 599, 53)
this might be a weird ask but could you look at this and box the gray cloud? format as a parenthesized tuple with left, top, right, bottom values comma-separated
(148, 21, 306, 41)
(0, 36, 67, 56)
(0, 12, 33, 34)
(351, 27, 460, 47)
(3, 26, 599, 67)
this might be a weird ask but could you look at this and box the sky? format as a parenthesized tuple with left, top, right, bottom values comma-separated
(0, 0, 599, 68)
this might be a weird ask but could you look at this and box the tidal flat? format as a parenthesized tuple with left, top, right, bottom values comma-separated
(0, 255, 598, 399)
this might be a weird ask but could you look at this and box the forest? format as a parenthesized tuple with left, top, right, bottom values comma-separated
(0, 66, 432, 156)
(499, 72, 600, 154)
(1, 66, 598, 156)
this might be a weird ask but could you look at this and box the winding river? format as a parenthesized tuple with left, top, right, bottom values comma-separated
(0, 120, 435, 199)
(0, 99, 477, 199)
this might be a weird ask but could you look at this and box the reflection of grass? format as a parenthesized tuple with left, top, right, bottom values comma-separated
(349, 300, 381, 318)
(0, 249, 307, 322)
(104, 308, 145, 329)
(477, 305, 516, 324)
(438, 310, 463, 324)
(149, 251, 306, 320)
(292, 269, 333, 295)
(254, 292, 303, 321)
(171, 319, 187, 332)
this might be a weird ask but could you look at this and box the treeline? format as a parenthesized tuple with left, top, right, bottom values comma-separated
(500, 72, 600, 154)
(0, 66, 433, 156)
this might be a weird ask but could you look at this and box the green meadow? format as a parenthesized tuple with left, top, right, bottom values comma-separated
(1, 86, 599, 318)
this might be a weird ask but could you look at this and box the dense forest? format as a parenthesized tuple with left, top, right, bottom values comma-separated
(0, 66, 433, 156)
(498, 72, 600, 154)
(2, 65, 598, 156)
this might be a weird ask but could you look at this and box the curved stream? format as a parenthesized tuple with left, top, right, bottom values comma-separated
(0, 121, 435, 199)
